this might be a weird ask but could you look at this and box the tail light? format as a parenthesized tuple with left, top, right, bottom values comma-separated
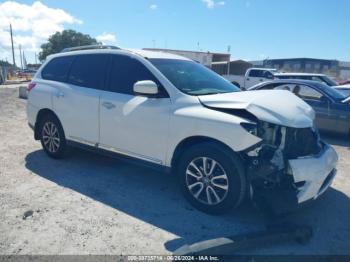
(27, 82, 36, 92)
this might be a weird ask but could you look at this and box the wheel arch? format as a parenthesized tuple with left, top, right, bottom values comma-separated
(171, 136, 243, 173)
(34, 108, 61, 140)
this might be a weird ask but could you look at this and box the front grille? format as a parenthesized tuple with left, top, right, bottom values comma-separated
(284, 127, 322, 159)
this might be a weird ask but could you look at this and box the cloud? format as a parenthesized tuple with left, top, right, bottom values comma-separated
(0, 1, 82, 63)
(150, 4, 158, 10)
(202, 0, 225, 8)
(96, 32, 117, 45)
(202, 0, 215, 8)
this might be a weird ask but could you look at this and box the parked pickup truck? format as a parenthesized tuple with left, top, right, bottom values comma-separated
(224, 68, 277, 90)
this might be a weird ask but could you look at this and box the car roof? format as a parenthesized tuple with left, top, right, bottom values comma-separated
(46, 48, 192, 61)
(249, 68, 277, 71)
(274, 72, 326, 77)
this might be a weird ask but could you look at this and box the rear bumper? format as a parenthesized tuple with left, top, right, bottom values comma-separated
(26, 102, 38, 129)
(288, 143, 338, 204)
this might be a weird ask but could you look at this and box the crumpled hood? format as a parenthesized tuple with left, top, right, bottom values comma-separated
(199, 90, 315, 128)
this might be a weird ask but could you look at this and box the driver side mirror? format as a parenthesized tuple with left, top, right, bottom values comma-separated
(133, 80, 159, 96)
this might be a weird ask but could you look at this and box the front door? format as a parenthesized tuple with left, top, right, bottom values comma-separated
(99, 54, 171, 164)
(293, 84, 336, 132)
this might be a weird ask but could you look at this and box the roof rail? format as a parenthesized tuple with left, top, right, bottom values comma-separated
(61, 45, 121, 53)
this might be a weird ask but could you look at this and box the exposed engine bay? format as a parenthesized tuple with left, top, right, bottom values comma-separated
(242, 121, 323, 212)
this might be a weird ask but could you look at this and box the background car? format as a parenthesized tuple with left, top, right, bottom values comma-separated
(274, 73, 338, 87)
(223, 68, 276, 90)
(249, 79, 350, 135)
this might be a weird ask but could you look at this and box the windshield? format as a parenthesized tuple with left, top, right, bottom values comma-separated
(335, 88, 350, 98)
(321, 76, 338, 86)
(150, 59, 240, 95)
(320, 84, 348, 100)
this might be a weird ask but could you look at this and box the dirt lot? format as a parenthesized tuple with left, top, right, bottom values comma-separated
(0, 86, 350, 255)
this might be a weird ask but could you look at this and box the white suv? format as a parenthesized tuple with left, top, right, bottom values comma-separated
(27, 46, 338, 214)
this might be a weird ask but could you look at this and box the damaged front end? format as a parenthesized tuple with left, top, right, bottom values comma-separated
(198, 90, 338, 213)
(241, 121, 338, 213)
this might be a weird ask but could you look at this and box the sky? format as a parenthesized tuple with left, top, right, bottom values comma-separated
(0, 0, 350, 65)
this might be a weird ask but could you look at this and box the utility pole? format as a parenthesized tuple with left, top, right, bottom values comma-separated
(19, 45, 23, 70)
(227, 45, 231, 76)
(10, 24, 16, 67)
(22, 50, 26, 69)
(35, 53, 38, 64)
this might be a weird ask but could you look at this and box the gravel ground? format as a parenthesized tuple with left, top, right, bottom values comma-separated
(0, 86, 349, 255)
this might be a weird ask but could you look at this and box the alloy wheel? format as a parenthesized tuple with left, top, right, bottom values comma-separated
(42, 122, 60, 153)
(185, 157, 229, 205)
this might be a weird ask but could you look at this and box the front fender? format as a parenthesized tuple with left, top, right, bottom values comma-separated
(165, 104, 261, 166)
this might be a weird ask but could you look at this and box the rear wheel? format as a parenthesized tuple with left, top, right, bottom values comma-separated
(178, 142, 246, 214)
(39, 114, 67, 159)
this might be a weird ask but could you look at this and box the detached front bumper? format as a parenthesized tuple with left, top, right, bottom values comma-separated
(288, 143, 338, 204)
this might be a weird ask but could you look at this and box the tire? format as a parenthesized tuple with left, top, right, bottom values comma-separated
(39, 113, 67, 159)
(177, 142, 246, 214)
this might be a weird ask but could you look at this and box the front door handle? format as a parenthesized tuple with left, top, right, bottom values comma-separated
(56, 92, 64, 98)
(102, 101, 116, 109)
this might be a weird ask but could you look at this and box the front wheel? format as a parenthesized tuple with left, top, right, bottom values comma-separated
(39, 114, 67, 159)
(178, 142, 246, 214)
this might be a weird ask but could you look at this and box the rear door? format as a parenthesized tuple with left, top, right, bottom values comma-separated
(52, 54, 109, 145)
(293, 84, 336, 132)
(328, 102, 350, 134)
(99, 54, 171, 164)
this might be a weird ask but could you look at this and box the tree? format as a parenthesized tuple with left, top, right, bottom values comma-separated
(0, 60, 12, 67)
(39, 30, 99, 61)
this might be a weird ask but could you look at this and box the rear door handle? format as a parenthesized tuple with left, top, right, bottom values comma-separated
(102, 101, 116, 109)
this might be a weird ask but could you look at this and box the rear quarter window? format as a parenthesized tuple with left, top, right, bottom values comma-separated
(41, 56, 75, 82)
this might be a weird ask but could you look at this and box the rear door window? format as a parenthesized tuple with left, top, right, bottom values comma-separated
(68, 54, 109, 90)
(274, 84, 295, 92)
(42, 56, 75, 82)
